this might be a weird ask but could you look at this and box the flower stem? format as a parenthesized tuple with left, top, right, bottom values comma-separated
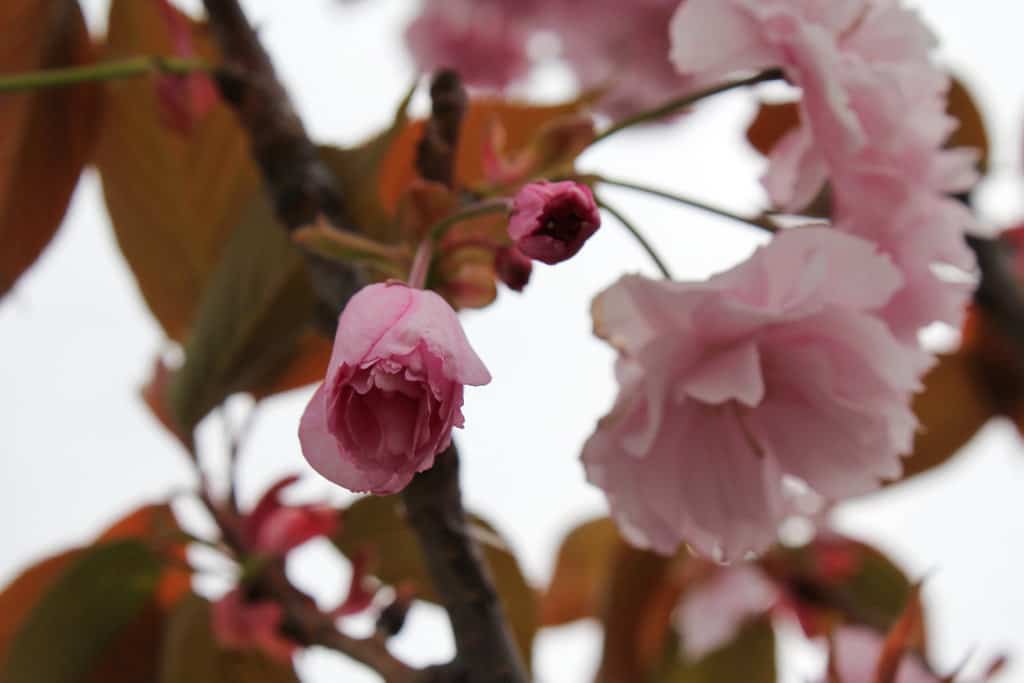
(595, 195, 673, 279)
(408, 239, 433, 289)
(428, 199, 511, 242)
(0, 56, 212, 93)
(596, 175, 777, 233)
(592, 68, 784, 143)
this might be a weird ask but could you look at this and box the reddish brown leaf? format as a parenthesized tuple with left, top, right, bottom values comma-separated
(946, 78, 989, 174)
(96, 0, 260, 340)
(897, 346, 997, 481)
(377, 96, 595, 211)
(0, 0, 98, 296)
(745, 101, 800, 157)
(541, 518, 621, 626)
(596, 547, 677, 683)
(872, 584, 925, 683)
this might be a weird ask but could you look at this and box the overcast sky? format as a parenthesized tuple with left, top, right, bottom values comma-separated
(2, 2, 1024, 682)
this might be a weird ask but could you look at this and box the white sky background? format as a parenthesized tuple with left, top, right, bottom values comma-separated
(2, 1, 1024, 681)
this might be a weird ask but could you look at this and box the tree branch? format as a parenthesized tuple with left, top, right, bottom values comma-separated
(402, 446, 529, 683)
(399, 69, 529, 682)
(201, 0, 362, 333)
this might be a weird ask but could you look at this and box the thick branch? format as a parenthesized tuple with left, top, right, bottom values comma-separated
(402, 446, 529, 683)
(201, 0, 361, 330)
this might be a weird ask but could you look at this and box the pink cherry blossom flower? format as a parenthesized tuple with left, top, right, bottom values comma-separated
(582, 227, 922, 560)
(545, 0, 684, 118)
(405, 0, 534, 89)
(508, 181, 601, 264)
(240, 475, 336, 556)
(675, 566, 779, 659)
(299, 282, 491, 494)
(212, 588, 296, 663)
(669, 0, 980, 343)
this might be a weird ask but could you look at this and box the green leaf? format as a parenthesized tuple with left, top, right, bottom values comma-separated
(158, 595, 299, 683)
(652, 619, 776, 683)
(167, 194, 323, 432)
(2, 540, 162, 683)
(333, 496, 538, 668)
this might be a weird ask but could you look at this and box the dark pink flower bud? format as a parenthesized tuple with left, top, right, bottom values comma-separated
(494, 246, 533, 292)
(299, 282, 491, 494)
(508, 181, 601, 264)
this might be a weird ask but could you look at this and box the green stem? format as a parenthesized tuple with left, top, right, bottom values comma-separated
(0, 56, 212, 93)
(429, 199, 510, 242)
(592, 68, 784, 143)
(596, 175, 776, 233)
(595, 196, 673, 280)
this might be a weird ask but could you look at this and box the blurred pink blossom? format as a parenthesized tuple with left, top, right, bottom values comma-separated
(675, 566, 778, 659)
(240, 475, 336, 556)
(405, 0, 534, 89)
(212, 588, 296, 663)
(819, 626, 941, 683)
(583, 227, 922, 560)
(299, 282, 491, 494)
(509, 180, 600, 264)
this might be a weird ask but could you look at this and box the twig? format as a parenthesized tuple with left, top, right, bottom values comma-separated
(415, 69, 467, 187)
(592, 68, 784, 143)
(595, 196, 674, 279)
(595, 175, 777, 233)
(0, 55, 209, 92)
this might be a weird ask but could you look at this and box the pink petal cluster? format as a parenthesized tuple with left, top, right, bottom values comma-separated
(509, 181, 601, 264)
(819, 627, 942, 683)
(211, 588, 296, 663)
(299, 282, 491, 495)
(403, 0, 682, 117)
(675, 566, 778, 658)
(240, 475, 337, 556)
(582, 227, 921, 560)
(670, 0, 980, 339)
(405, 0, 534, 89)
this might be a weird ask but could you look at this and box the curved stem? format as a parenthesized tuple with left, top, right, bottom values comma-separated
(595, 196, 673, 279)
(592, 68, 784, 144)
(429, 199, 511, 242)
(596, 175, 776, 233)
(0, 56, 211, 93)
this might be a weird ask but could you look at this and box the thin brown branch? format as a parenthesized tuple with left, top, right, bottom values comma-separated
(402, 446, 529, 683)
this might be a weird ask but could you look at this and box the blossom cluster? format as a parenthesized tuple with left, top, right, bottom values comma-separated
(300, 0, 981, 565)
(583, 0, 981, 559)
(405, 0, 683, 117)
